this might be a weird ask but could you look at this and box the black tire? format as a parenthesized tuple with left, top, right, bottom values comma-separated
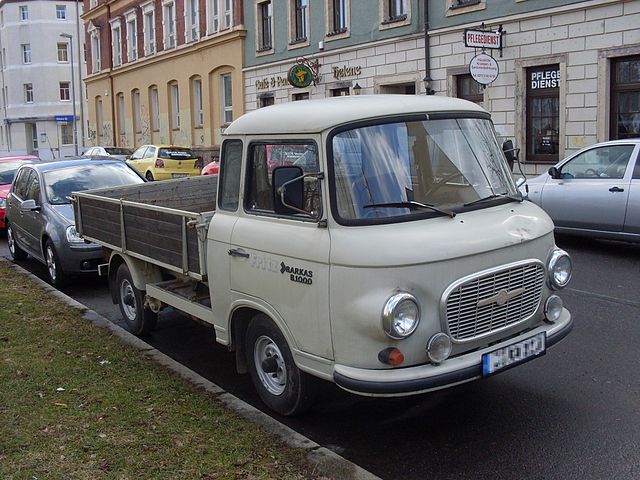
(145, 171, 154, 181)
(44, 240, 67, 287)
(6, 223, 27, 261)
(115, 263, 157, 335)
(245, 314, 315, 416)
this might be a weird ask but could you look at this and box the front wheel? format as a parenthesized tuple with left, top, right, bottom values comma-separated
(115, 263, 157, 335)
(245, 314, 315, 416)
(45, 240, 66, 287)
(6, 223, 27, 261)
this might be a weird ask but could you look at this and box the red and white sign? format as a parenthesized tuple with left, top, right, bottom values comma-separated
(469, 53, 499, 85)
(464, 29, 502, 49)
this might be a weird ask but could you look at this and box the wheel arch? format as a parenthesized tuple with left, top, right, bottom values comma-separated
(108, 252, 163, 303)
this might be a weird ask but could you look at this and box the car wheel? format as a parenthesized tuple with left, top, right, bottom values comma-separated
(115, 263, 157, 336)
(145, 171, 154, 181)
(6, 223, 27, 261)
(45, 240, 67, 287)
(245, 314, 315, 416)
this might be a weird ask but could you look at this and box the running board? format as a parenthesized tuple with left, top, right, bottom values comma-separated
(146, 282, 214, 325)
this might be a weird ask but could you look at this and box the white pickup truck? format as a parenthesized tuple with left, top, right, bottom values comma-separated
(74, 95, 573, 415)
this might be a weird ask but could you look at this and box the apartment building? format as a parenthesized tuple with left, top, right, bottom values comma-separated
(0, 0, 86, 159)
(82, 0, 244, 160)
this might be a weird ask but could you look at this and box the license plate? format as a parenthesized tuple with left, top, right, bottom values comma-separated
(172, 173, 189, 178)
(482, 332, 546, 376)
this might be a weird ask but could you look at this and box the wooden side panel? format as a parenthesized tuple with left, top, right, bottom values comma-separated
(77, 197, 122, 248)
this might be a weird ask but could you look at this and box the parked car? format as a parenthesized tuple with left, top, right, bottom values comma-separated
(5, 158, 145, 286)
(522, 139, 640, 242)
(201, 160, 219, 175)
(127, 145, 202, 181)
(84, 146, 134, 161)
(0, 155, 40, 229)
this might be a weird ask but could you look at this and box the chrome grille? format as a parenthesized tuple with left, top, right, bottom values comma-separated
(445, 262, 545, 342)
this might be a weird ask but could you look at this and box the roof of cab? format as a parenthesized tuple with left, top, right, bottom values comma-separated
(224, 95, 488, 135)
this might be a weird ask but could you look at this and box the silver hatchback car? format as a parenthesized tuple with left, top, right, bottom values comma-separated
(5, 158, 144, 286)
(522, 139, 640, 243)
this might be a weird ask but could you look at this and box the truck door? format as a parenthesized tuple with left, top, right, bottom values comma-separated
(229, 141, 333, 361)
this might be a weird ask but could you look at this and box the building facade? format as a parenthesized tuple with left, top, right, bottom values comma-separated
(82, 0, 245, 161)
(0, 0, 86, 159)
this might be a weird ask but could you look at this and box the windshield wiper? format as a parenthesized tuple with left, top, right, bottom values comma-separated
(464, 193, 523, 207)
(364, 201, 456, 218)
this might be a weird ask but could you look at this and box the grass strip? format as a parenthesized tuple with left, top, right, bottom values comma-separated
(0, 262, 325, 480)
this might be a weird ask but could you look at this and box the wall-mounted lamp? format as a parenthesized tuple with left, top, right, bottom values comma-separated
(353, 83, 362, 95)
(423, 75, 435, 95)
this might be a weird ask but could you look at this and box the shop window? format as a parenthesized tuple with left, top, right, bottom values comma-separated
(456, 74, 483, 105)
(293, 92, 309, 101)
(259, 95, 274, 108)
(331, 87, 350, 96)
(526, 65, 560, 163)
(610, 56, 640, 140)
(379, 83, 415, 94)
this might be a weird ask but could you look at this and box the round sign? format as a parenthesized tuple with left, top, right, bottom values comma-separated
(469, 53, 499, 85)
(288, 64, 314, 88)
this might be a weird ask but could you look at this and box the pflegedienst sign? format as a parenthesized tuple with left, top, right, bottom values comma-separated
(464, 29, 502, 49)
(469, 53, 499, 85)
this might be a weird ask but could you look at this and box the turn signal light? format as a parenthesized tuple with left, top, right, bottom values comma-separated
(378, 347, 405, 366)
(155, 159, 165, 168)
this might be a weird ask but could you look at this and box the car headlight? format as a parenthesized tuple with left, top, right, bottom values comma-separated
(544, 295, 564, 322)
(547, 248, 572, 289)
(0, 197, 5, 209)
(382, 292, 420, 339)
(66, 225, 84, 244)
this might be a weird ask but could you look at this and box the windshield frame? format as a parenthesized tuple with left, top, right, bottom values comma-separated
(326, 112, 518, 226)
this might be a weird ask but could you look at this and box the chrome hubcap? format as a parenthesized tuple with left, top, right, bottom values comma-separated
(119, 279, 137, 321)
(7, 227, 15, 254)
(46, 246, 56, 282)
(254, 335, 286, 396)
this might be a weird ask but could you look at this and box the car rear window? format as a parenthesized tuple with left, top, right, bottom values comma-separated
(104, 147, 133, 155)
(158, 148, 195, 159)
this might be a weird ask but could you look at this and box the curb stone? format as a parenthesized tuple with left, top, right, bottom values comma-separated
(2, 258, 381, 480)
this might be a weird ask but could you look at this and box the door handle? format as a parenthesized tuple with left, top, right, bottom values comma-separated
(609, 186, 625, 193)
(228, 248, 250, 258)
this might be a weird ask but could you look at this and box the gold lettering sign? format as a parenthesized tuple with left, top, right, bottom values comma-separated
(255, 76, 288, 90)
(332, 65, 362, 80)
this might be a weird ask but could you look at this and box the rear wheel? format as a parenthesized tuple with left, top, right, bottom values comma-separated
(6, 223, 27, 261)
(145, 171, 154, 181)
(45, 240, 67, 287)
(245, 314, 315, 416)
(115, 263, 157, 335)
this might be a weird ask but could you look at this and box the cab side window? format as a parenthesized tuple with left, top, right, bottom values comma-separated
(12, 168, 32, 200)
(218, 140, 243, 211)
(245, 142, 320, 216)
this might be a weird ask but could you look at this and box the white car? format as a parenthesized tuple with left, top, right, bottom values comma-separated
(84, 146, 133, 161)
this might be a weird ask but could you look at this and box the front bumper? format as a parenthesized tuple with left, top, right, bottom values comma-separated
(152, 168, 200, 180)
(333, 308, 573, 396)
(60, 243, 104, 274)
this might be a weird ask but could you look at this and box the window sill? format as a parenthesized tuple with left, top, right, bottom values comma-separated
(446, 1, 486, 15)
(381, 15, 407, 25)
(257, 45, 272, 52)
(379, 14, 410, 30)
(327, 28, 347, 37)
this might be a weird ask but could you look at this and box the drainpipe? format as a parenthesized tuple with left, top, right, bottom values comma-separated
(107, 3, 116, 145)
(423, 0, 434, 95)
(75, 0, 85, 150)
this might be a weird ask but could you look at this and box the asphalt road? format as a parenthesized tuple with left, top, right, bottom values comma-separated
(2, 233, 639, 480)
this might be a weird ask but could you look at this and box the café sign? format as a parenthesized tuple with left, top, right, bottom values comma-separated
(469, 53, 499, 85)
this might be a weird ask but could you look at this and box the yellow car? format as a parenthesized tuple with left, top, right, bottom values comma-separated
(127, 145, 202, 181)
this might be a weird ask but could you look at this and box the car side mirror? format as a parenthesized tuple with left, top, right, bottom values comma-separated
(548, 166, 560, 179)
(20, 199, 40, 212)
(502, 140, 519, 171)
(272, 166, 305, 215)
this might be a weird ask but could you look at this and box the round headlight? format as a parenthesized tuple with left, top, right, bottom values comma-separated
(548, 249, 572, 289)
(427, 333, 452, 364)
(545, 295, 564, 322)
(382, 292, 420, 340)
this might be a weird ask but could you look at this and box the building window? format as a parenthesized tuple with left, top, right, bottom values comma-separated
(292, 92, 309, 101)
(331, 87, 350, 96)
(111, 22, 122, 66)
(117, 92, 125, 135)
(610, 56, 640, 140)
(59, 82, 71, 101)
(259, 95, 274, 108)
(132, 89, 141, 133)
(221, 73, 232, 124)
(89, 0, 97, 9)
(456, 74, 483, 105)
(90, 28, 101, 72)
(21, 44, 31, 64)
(143, 4, 156, 55)
(526, 65, 560, 163)
(60, 124, 73, 145)
(19, 5, 29, 20)
(186, 0, 199, 41)
(95, 96, 104, 140)
(209, 0, 232, 33)
(257, 1, 272, 51)
(329, 0, 348, 35)
(24, 83, 34, 103)
(126, 13, 137, 61)
(163, 1, 176, 49)
(57, 42, 69, 62)
(170, 82, 180, 129)
(291, 0, 308, 43)
(223, 0, 232, 29)
(149, 85, 160, 131)
(192, 78, 203, 127)
(386, 0, 406, 21)
(56, 5, 66, 19)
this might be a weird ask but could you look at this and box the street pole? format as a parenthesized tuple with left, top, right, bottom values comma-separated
(60, 33, 78, 155)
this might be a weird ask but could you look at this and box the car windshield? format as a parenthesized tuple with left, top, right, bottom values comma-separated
(331, 117, 519, 223)
(158, 148, 195, 159)
(0, 160, 36, 185)
(104, 147, 133, 155)
(44, 163, 144, 205)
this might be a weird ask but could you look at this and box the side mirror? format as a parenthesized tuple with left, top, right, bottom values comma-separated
(502, 140, 518, 171)
(548, 167, 560, 179)
(20, 199, 40, 212)
(272, 166, 305, 215)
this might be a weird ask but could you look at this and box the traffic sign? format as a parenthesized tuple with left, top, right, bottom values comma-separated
(54, 115, 75, 122)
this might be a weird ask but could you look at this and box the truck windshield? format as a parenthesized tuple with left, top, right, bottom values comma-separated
(330, 117, 519, 223)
